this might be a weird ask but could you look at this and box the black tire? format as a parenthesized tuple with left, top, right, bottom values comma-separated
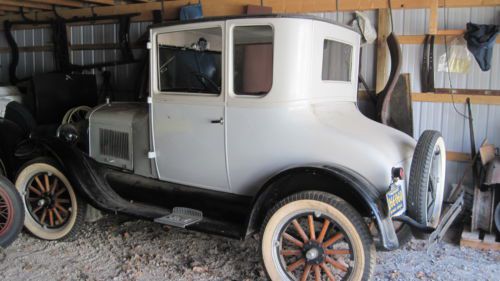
(260, 191, 375, 281)
(0, 176, 25, 248)
(408, 130, 446, 239)
(15, 158, 86, 241)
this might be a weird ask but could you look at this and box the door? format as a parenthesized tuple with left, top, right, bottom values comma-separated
(150, 22, 229, 191)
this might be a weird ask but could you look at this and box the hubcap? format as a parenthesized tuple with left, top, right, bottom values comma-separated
(0, 187, 14, 236)
(303, 241, 325, 264)
(274, 212, 353, 281)
(24, 172, 72, 229)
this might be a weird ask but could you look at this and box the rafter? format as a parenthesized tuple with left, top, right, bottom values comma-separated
(0, 4, 24, 12)
(79, 0, 115, 5)
(1, 0, 499, 26)
(28, 0, 85, 8)
(0, 0, 52, 10)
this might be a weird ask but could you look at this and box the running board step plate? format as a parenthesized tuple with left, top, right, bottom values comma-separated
(154, 207, 203, 228)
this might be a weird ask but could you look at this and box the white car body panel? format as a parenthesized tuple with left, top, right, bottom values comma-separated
(149, 17, 416, 196)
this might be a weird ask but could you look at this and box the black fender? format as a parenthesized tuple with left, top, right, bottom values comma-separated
(16, 136, 169, 218)
(245, 165, 399, 250)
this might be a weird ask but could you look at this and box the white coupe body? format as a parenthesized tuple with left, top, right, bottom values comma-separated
(147, 16, 416, 196)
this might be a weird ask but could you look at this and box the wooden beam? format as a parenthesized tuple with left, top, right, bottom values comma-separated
(1, 0, 500, 25)
(0, 0, 52, 10)
(80, 0, 115, 4)
(398, 35, 500, 44)
(0, 4, 23, 12)
(428, 0, 439, 34)
(412, 93, 500, 105)
(375, 8, 391, 93)
(28, 0, 84, 8)
(447, 151, 471, 162)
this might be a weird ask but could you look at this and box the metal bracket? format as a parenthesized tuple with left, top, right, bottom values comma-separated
(427, 192, 465, 253)
(393, 215, 435, 233)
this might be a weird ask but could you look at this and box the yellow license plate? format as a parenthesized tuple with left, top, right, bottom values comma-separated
(386, 183, 405, 217)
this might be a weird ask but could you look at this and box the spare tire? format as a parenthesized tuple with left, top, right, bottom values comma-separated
(0, 176, 24, 248)
(408, 130, 446, 239)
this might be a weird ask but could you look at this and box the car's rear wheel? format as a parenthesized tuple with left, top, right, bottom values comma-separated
(408, 130, 446, 239)
(0, 176, 24, 248)
(15, 159, 85, 241)
(261, 191, 375, 281)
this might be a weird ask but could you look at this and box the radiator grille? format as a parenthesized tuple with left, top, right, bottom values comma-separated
(99, 128, 130, 160)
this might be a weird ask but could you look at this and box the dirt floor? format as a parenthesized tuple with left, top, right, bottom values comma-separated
(1, 215, 499, 281)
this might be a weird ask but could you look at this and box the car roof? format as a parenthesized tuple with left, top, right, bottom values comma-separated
(151, 14, 358, 33)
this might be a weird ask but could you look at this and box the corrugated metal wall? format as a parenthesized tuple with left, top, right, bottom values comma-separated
(0, 7, 499, 188)
(311, 8, 500, 188)
(0, 22, 151, 99)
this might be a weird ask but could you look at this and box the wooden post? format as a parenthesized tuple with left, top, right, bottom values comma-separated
(375, 8, 391, 93)
(428, 0, 439, 34)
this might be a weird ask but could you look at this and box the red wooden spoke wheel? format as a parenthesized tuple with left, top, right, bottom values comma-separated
(0, 187, 15, 236)
(0, 176, 24, 248)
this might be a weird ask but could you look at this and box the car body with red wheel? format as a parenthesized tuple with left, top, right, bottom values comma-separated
(10, 15, 453, 281)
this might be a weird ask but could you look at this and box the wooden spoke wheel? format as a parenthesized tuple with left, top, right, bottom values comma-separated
(0, 176, 24, 248)
(0, 187, 15, 236)
(261, 191, 375, 281)
(16, 159, 85, 241)
(25, 172, 72, 229)
(277, 213, 354, 281)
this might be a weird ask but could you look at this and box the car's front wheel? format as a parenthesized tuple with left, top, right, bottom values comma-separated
(15, 159, 86, 241)
(261, 191, 375, 281)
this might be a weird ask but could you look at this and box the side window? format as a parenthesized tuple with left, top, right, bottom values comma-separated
(233, 25, 273, 96)
(157, 27, 222, 95)
(322, 40, 352, 82)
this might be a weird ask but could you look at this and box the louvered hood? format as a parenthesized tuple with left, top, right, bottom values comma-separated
(88, 103, 149, 171)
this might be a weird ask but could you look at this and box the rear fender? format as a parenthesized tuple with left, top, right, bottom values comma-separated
(246, 165, 399, 250)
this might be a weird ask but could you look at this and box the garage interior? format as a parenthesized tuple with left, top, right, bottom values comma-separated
(0, 1, 499, 280)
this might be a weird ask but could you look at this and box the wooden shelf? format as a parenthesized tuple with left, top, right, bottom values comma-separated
(398, 34, 500, 44)
(412, 93, 500, 105)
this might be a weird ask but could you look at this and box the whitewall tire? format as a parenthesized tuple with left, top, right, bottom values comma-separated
(15, 159, 85, 241)
(260, 191, 375, 281)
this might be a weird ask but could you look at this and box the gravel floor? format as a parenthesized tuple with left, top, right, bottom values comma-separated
(1, 215, 499, 281)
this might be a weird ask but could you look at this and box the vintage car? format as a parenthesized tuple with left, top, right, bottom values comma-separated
(10, 15, 454, 280)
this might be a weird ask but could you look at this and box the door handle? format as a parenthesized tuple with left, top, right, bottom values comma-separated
(211, 117, 224, 125)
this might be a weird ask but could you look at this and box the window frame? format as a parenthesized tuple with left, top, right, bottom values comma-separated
(230, 24, 275, 98)
(321, 38, 354, 83)
(155, 24, 225, 97)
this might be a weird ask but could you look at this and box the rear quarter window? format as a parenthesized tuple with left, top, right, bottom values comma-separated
(322, 39, 352, 82)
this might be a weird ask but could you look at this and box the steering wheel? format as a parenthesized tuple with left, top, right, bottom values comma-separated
(192, 71, 220, 93)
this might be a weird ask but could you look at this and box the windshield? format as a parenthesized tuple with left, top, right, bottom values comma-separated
(157, 27, 222, 94)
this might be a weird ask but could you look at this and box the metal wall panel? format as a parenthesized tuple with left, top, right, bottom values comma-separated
(413, 101, 500, 186)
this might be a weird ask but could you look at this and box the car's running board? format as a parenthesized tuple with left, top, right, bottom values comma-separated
(154, 207, 203, 228)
